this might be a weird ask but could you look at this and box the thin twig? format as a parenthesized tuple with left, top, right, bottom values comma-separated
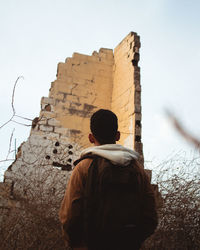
(0, 76, 24, 129)
(6, 128, 15, 160)
(0, 159, 15, 163)
(15, 115, 33, 121)
(12, 120, 31, 127)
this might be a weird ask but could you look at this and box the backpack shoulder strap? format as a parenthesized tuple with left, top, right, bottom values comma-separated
(74, 154, 101, 245)
(73, 154, 97, 167)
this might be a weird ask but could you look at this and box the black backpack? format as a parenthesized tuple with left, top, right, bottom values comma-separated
(75, 155, 143, 250)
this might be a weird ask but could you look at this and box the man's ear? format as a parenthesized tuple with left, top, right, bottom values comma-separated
(89, 133, 95, 144)
(116, 131, 120, 141)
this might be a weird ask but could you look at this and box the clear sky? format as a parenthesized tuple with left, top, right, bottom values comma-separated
(0, 0, 200, 179)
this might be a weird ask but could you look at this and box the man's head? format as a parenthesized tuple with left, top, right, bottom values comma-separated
(89, 109, 120, 145)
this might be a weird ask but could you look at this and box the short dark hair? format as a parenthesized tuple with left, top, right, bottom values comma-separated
(90, 109, 118, 144)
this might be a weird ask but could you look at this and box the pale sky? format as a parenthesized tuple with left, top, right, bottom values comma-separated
(0, 0, 200, 178)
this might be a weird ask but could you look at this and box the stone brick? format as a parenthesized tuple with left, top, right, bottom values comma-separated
(134, 104, 141, 113)
(54, 82, 74, 95)
(134, 113, 142, 121)
(40, 111, 55, 119)
(69, 101, 83, 110)
(133, 46, 140, 53)
(135, 84, 141, 91)
(54, 127, 70, 136)
(99, 51, 107, 58)
(41, 97, 55, 106)
(39, 125, 54, 132)
(133, 40, 141, 48)
(134, 91, 141, 104)
(73, 72, 94, 81)
(72, 76, 87, 85)
(133, 70, 140, 81)
(71, 84, 91, 97)
(98, 58, 114, 66)
(65, 57, 71, 63)
(38, 118, 47, 125)
(135, 126, 141, 136)
(99, 48, 113, 55)
(54, 92, 65, 101)
(72, 53, 90, 61)
(66, 94, 80, 103)
(47, 118, 60, 127)
(45, 132, 60, 140)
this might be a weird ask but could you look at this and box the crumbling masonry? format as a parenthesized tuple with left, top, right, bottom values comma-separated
(1, 32, 144, 218)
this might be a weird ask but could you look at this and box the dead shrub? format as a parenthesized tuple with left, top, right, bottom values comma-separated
(0, 165, 68, 250)
(1, 154, 200, 249)
(142, 155, 200, 250)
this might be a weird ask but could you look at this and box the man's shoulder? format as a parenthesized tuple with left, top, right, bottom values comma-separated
(74, 157, 93, 175)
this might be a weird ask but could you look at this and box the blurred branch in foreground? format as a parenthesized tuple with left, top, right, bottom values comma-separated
(166, 110, 200, 150)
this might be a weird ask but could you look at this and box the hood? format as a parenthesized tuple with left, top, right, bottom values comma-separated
(81, 144, 139, 166)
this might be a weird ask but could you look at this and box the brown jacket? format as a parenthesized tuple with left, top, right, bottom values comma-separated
(59, 157, 158, 249)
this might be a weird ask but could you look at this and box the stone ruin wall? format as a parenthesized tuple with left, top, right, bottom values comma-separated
(28, 31, 142, 153)
(112, 34, 142, 153)
(0, 32, 143, 218)
(45, 48, 114, 149)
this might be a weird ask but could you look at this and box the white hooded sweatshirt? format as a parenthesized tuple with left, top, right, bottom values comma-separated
(81, 144, 139, 166)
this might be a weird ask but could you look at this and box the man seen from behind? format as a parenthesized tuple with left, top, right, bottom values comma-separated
(59, 109, 158, 250)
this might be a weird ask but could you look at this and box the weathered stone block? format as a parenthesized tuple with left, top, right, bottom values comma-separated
(54, 127, 70, 136)
(54, 83, 74, 95)
(39, 125, 54, 132)
(134, 91, 141, 104)
(40, 111, 55, 119)
(45, 132, 60, 140)
(54, 92, 65, 101)
(135, 126, 141, 136)
(134, 104, 141, 113)
(71, 84, 90, 97)
(72, 52, 90, 61)
(38, 118, 47, 125)
(47, 118, 60, 127)
(67, 94, 79, 103)
(41, 97, 55, 106)
(134, 113, 142, 121)
(99, 48, 113, 54)
(133, 46, 140, 53)
(133, 70, 140, 81)
(69, 101, 83, 110)
(135, 84, 141, 91)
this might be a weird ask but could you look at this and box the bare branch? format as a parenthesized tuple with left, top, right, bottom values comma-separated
(0, 76, 24, 129)
(0, 159, 15, 163)
(12, 120, 31, 127)
(11, 76, 23, 114)
(6, 128, 15, 160)
(15, 115, 33, 121)
(0, 114, 15, 130)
